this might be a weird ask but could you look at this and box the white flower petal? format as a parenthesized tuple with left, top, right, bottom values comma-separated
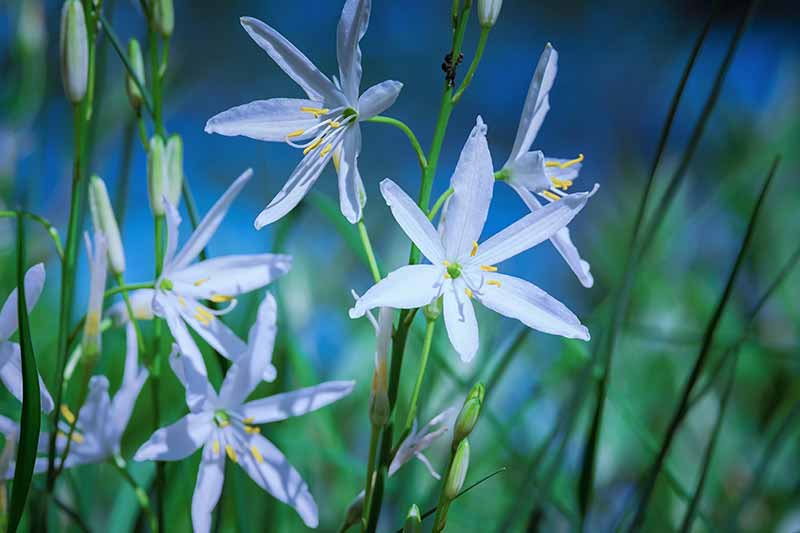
(336, 127, 365, 224)
(508, 43, 558, 163)
(442, 117, 494, 260)
(443, 279, 479, 362)
(76, 376, 111, 442)
(237, 432, 319, 528)
(0, 341, 54, 413)
(349, 264, 444, 318)
(379, 179, 445, 264)
(205, 98, 324, 142)
(476, 273, 589, 340)
(240, 17, 344, 105)
(218, 294, 279, 407)
(176, 297, 248, 361)
(109, 323, 149, 444)
(133, 412, 213, 461)
(238, 380, 355, 424)
(156, 293, 212, 383)
(470, 187, 595, 267)
(171, 169, 253, 271)
(357, 80, 403, 120)
(106, 289, 155, 326)
(171, 254, 292, 300)
(168, 343, 216, 413)
(191, 440, 226, 533)
(506, 151, 550, 191)
(163, 199, 182, 267)
(336, 0, 371, 104)
(0, 263, 45, 340)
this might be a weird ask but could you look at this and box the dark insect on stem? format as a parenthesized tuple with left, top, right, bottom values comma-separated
(442, 52, 464, 87)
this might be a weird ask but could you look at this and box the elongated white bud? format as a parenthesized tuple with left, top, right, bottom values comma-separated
(89, 175, 126, 274)
(126, 38, 146, 113)
(82, 231, 108, 364)
(147, 136, 166, 216)
(369, 307, 393, 427)
(59, 0, 88, 103)
(477, 0, 503, 27)
(165, 134, 183, 207)
(444, 439, 470, 500)
(153, 0, 174, 37)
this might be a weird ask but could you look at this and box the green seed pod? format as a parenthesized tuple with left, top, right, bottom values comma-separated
(89, 175, 126, 274)
(453, 397, 481, 447)
(403, 504, 422, 533)
(147, 136, 166, 216)
(59, 0, 88, 103)
(153, 0, 174, 38)
(477, 0, 503, 27)
(165, 134, 184, 207)
(126, 38, 146, 113)
(444, 439, 470, 500)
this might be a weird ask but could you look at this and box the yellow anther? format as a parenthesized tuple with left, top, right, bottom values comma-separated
(299, 106, 329, 118)
(251, 445, 264, 464)
(480, 265, 498, 272)
(178, 296, 186, 307)
(333, 150, 341, 172)
(443, 260, 450, 267)
(329, 120, 341, 128)
(287, 129, 305, 138)
(303, 137, 323, 155)
(244, 425, 261, 434)
(71, 432, 84, 443)
(487, 280, 502, 287)
(550, 177, 573, 190)
(209, 294, 234, 303)
(542, 190, 561, 202)
(444, 272, 451, 279)
(560, 153, 584, 168)
(193, 278, 210, 287)
(225, 444, 238, 463)
(465, 287, 473, 299)
(194, 307, 214, 326)
(320, 143, 333, 158)
(470, 241, 479, 257)
(243, 417, 255, 424)
(61, 405, 76, 425)
(212, 440, 220, 456)
(217, 419, 230, 428)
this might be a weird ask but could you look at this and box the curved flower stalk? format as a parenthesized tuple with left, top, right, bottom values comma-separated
(135, 294, 355, 531)
(153, 169, 291, 378)
(500, 43, 597, 288)
(205, 0, 403, 228)
(351, 117, 594, 362)
(0, 263, 54, 412)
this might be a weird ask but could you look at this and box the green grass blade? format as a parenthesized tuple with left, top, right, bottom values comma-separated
(7, 213, 43, 532)
(627, 155, 781, 530)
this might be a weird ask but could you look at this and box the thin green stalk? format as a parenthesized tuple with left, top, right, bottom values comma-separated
(0, 210, 63, 259)
(357, 220, 382, 283)
(432, 459, 453, 532)
(111, 454, 159, 533)
(104, 281, 156, 299)
(151, 213, 166, 532)
(366, 116, 427, 170)
(627, 155, 779, 530)
(402, 319, 436, 435)
(148, 27, 165, 137)
(115, 273, 146, 353)
(452, 26, 490, 104)
(428, 188, 453, 221)
(361, 424, 381, 529)
(137, 116, 149, 149)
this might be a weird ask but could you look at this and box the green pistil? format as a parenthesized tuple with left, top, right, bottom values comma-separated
(447, 263, 462, 280)
(214, 410, 230, 427)
(159, 278, 173, 290)
(342, 107, 358, 120)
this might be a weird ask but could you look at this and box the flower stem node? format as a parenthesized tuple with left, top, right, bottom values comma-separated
(89, 175, 126, 274)
(445, 439, 470, 500)
(153, 0, 174, 38)
(125, 38, 146, 114)
(59, 0, 88, 104)
(147, 136, 166, 216)
(403, 504, 422, 533)
(477, 0, 503, 27)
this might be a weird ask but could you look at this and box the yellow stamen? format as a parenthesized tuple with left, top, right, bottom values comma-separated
(193, 277, 210, 287)
(71, 432, 84, 443)
(287, 128, 305, 138)
(480, 265, 498, 272)
(243, 417, 255, 425)
(542, 190, 561, 202)
(212, 440, 220, 456)
(251, 445, 264, 464)
(209, 294, 234, 303)
(546, 153, 584, 169)
(444, 272, 451, 279)
(61, 405, 76, 425)
(443, 260, 450, 267)
(194, 306, 215, 326)
(178, 296, 186, 307)
(320, 143, 333, 158)
(225, 444, 238, 463)
(470, 241, 479, 257)
(487, 280, 502, 287)
(332, 150, 341, 172)
(329, 120, 341, 128)
(244, 425, 261, 434)
(303, 137, 323, 155)
(299, 106, 329, 118)
(465, 287, 473, 299)
(550, 177, 573, 190)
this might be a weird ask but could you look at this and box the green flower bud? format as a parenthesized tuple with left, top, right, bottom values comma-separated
(126, 38, 146, 113)
(477, 0, 503, 27)
(153, 0, 174, 38)
(403, 504, 422, 533)
(59, 0, 88, 103)
(466, 382, 485, 403)
(453, 397, 481, 447)
(423, 295, 442, 321)
(165, 134, 184, 207)
(147, 136, 166, 216)
(89, 175, 126, 274)
(444, 439, 470, 500)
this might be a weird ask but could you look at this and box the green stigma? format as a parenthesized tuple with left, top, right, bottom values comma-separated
(342, 107, 358, 120)
(159, 278, 174, 291)
(447, 263, 462, 280)
(214, 410, 230, 427)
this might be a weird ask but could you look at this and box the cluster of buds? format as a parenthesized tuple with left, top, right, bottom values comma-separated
(59, 0, 88, 103)
(147, 135, 184, 216)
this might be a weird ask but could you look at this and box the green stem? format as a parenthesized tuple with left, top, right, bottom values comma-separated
(0, 210, 64, 260)
(357, 220, 382, 283)
(111, 454, 159, 533)
(452, 27, 490, 104)
(432, 457, 454, 532)
(361, 424, 381, 529)
(148, 27, 164, 137)
(402, 319, 436, 434)
(151, 214, 165, 531)
(428, 188, 453, 221)
(366, 116, 427, 170)
(104, 281, 156, 299)
(137, 115, 149, 149)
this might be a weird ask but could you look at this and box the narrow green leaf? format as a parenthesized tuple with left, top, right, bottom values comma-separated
(8, 213, 42, 532)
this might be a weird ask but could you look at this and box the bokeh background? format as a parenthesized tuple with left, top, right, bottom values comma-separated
(1, 0, 799, 531)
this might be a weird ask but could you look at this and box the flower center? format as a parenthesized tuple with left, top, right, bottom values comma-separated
(284, 106, 359, 158)
(159, 278, 173, 291)
(445, 262, 462, 280)
(214, 409, 230, 428)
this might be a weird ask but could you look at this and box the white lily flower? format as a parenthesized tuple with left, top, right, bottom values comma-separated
(205, 0, 403, 228)
(153, 169, 291, 379)
(501, 43, 597, 288)
(351, 117, 593, 362)
(134, 294, 355, 531)
(390, 407, 457, 479)
(0, 263, 54, 412)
